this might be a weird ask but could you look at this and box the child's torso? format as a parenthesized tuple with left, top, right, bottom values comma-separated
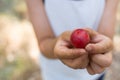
(40, 0, 105, 80)
(45, 0, 105, 36)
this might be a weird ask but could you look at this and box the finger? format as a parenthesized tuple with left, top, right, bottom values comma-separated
(54, 38, 88, 59)
(91, 52, 112, 67)
(87, 64, 95, 75)
(55, 46, 87, 59)
(86, 36, 113, 54)
(91, 62, 105, 74)
(62, 54, 89, 69)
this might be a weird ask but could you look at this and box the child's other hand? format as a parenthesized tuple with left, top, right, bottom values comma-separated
(85, 28, 113, 75)
(54, 31, 89, 69)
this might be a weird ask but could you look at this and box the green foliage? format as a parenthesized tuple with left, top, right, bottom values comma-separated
(0, 0, 14, 12)
(0, 0, 27, 20)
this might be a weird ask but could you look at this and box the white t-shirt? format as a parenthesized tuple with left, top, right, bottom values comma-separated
(39, 0, 105, 80)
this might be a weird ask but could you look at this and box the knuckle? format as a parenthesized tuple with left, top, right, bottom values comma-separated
(54, 48, 62, 59)
(69, 64, 79, 69)
(76, 63, 87, 69)
(72, 66, 79, 69)
(87, 67, 96, 75)
(54, 48, 58, 55)
(104, 59, 112, 67)
(106, 38, 113, 51)
(109, 42, 113, 50)
(53, 48, 57, 56)
(89, 72, 96, 75)
(78, 62, 87, 69)
(81, 61, 89, 68)
(73, 62, 80, 69)
(70, 62, 85, 69)
(80, 65, 87, 69)
(96, 68, 104, 74)
(70, 50, 78, 58)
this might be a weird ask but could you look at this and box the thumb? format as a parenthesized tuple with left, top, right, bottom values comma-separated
(84, 28, 99, 39)
(60, 31, 72, 41)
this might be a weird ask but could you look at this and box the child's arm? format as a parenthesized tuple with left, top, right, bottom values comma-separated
(86, 0, 119, 74)
(98, 0, 119, 39)
(26, 0, 57, 58)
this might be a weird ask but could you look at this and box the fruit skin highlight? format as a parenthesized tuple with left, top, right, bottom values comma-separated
(70, 29, 90, 48)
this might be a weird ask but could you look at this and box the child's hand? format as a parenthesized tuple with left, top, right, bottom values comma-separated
(54, 31, 89, 69)
(85, 28, 113, 75)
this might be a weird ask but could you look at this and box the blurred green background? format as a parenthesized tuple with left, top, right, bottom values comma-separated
(0, 0, 120, 80)
(0, 0, 41, 80)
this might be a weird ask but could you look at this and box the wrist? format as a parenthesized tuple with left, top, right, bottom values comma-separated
(40, 37, 58, 59)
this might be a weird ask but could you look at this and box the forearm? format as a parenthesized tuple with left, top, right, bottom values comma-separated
(97, 0, 119, 39)
(26, 0, 57, 59)
(39, 38, 58, 59)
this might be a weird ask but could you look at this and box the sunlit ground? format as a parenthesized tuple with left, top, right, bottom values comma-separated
(0, 0, 120, 80)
